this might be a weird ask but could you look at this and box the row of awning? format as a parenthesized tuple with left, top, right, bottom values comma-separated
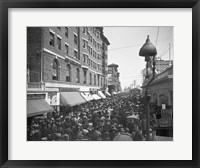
(27, 91, 108, 118)
(60, 91, 105, 105)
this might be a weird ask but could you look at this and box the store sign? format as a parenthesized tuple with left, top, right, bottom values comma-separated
(46, 92, 60, 106)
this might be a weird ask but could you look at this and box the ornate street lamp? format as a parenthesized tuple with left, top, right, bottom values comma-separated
(139, 35, 157, 141)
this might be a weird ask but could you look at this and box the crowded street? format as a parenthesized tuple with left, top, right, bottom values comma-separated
(27, 92, 157, 141)
(27, 27, 173, 141)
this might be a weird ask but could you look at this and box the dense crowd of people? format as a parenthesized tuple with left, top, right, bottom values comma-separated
(27, 92, 156, 141)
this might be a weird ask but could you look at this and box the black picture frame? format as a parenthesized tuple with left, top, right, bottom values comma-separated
(0, 0, 199, 168)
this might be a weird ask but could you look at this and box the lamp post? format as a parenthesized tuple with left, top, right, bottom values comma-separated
(139, 35, 157, 141)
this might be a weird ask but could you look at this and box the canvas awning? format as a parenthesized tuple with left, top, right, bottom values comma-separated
(106, 92, 111, 96)
(98, 91, 106, 99)
(81, 92, 95, 101)
(81, 92, 90, 101)
(92, 94, 101, 100)
(27, 99, 54, 118)
(60, 92, 86, 106)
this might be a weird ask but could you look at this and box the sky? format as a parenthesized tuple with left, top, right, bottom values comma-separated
(103, 26, 174, 90)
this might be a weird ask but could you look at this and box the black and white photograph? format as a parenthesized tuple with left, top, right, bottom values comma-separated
(27, 26, 173, 141)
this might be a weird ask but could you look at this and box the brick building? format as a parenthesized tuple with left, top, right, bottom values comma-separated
(107, 63, 121, 94)
(27, 27, 110, 115)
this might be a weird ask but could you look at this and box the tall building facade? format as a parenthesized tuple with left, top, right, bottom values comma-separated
(107, 63, 121, 94)
(27, 27, 110, 113)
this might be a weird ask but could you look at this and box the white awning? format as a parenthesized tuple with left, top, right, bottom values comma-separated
(81, 92, 90, 101)
(98, 91, 106, 99)
(92, 94, 101, 100)
(81, 92, 94, 101)
(106, 92, 111, 96)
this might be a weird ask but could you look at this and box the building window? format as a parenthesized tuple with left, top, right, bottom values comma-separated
(49, 32, 55, 46)
(89, 73, 92, 85)
(74, 50, 78, 59)
(57, 27, 61, 30)
(65, 27, 68, 37)
(83, 27, 86, 33)
(88, 58, 90, 66)
(66, 64, 71, 82)
(86, 55, 89, 64)
(52, 59, 59, 80)
(57, 37, 61, 50)
(87, 45, 90, 52)
(91, 60, 93, 68)
(97, 32, 100, 38)
(98, 75, 100, 86)
(76, 68, 80, 83)
(90, 48, 92, 55)
(83, 54, 86, 62)
(65, 44, 69, 54)
(83, 69, 87, 84)
(94, 74, 96, 85)
(83, 39, 87, 48)
(74, 34, 78, 45)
